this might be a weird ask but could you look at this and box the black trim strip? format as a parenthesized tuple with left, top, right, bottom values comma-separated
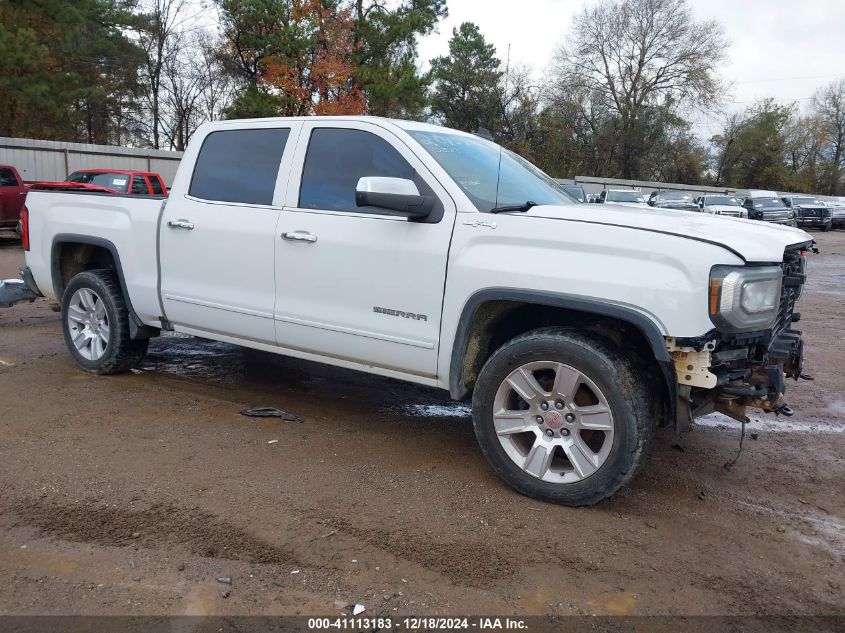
(448, 287, 674, 395)
(51, 233, 158, 339)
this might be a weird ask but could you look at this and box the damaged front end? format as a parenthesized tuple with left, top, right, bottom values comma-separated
(670, 244, 811, 428)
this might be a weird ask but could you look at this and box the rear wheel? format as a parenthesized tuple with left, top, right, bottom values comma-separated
(61, 269, 148, 374)
(472, 327, 654, 506)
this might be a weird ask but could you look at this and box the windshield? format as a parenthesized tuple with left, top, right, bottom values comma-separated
(408, 130, 574, 212)
(706, 195, 740, 206)
(67, 171, 130, 193)
(561, 184, 585, 202)
(792, 197, 820, 206)
(606, 190, 645, 203)
(655, 191, 692, 201)
(750, 197, 782, 208)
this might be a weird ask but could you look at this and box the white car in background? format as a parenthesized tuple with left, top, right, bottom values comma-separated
(596, 188, 649, 208)
(697, 194, 748, 218)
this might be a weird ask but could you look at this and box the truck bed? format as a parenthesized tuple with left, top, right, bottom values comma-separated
(24, 190, 166, 326)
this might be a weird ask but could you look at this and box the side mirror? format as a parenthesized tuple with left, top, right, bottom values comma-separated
(355, 177, 435, 218)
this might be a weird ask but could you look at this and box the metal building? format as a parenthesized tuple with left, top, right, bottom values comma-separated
(0, 137, 183, 186)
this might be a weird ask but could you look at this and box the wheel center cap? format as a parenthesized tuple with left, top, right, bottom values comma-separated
(545, 410, 562, 429)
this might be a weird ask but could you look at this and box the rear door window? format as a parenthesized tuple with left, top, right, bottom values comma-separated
(190, 128, 290, 205)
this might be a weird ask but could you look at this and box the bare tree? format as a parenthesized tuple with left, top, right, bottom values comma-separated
(552, 0, 728, 178)
(813, 79, 845, 194)
(135, 0, 189, 149)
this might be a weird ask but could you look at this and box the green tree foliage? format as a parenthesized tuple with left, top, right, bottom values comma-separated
(429, 22, 503, 134)
(710, 100, 795, 190)
(217, 0, 443, 119)
(0, 0, 143, 143)
(351, 0, 447, 118)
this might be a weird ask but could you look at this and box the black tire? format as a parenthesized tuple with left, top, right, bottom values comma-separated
(61, 269, 148, 374)
(472, 327, 654, 506)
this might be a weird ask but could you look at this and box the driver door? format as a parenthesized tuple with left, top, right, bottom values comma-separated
(273, 120, 456, 378)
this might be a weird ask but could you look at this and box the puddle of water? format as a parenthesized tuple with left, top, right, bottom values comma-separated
(693, 412, 845, 434)
(398, 403, 473, 418)
(137, 334, 445, 408)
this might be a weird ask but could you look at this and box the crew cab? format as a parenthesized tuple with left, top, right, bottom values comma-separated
(697, 194, 747, 218)
(31, 169, 168, 196)
(13, 117, 814, 506)
(0, 165, 28, 231)
(781, 195, 832, 231)
(742, 190, 797, 226)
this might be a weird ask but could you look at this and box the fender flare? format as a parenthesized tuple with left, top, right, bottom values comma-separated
(51, 233, 158, 339)
(448, 288, 677, 422)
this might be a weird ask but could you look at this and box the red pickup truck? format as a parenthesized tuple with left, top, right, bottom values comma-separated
(30, 169, 168, 196)
(0, 165, 28, 231)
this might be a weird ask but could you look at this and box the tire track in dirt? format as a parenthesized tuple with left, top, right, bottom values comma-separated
(9, 498, 297, 566)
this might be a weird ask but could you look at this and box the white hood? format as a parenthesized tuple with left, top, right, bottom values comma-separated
(524, 203, 811, 262)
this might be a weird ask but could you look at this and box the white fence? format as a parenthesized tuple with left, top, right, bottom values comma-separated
(0, 137, 183, 186)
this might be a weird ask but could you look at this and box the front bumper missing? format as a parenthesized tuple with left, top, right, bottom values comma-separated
(0, 266, 42, 308)
(671, 328, 806, 429)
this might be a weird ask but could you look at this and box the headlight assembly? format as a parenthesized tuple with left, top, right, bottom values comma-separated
(709, 266, 782, 332)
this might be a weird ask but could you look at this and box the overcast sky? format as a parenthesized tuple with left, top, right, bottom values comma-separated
(416, 0, 845, 139)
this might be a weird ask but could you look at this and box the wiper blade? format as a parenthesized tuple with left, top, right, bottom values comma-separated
(489, 200, 538, 214)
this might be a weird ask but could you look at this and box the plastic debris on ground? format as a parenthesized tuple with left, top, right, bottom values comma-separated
(241, 407, 301, 422)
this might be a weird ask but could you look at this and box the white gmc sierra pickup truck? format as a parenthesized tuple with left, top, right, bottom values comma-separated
(14, 116, 813, 505)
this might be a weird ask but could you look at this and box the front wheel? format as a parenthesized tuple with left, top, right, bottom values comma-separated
(472, 327, 654, 506)
(61, 269, 148, 374)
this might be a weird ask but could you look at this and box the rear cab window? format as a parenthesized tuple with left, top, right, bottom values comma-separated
(0, 168, 19, 187)
(190, 128, 291, 205)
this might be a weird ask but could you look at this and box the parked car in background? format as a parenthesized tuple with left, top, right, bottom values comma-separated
(31, 169, 168, 196)
(696, 194, 747, 218)
(559, 183, 586, 202)
(596, 189, 648, 208)
(647, 190, 698, 211)
(821, 200, 845, 228)
(0, 165, 28, 231)
(781, 195, 832, 231)
(741, 190, 796, 227)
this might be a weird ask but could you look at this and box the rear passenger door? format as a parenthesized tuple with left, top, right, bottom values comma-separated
(159, 122, 301, 344)
(274, 120, 456, 378)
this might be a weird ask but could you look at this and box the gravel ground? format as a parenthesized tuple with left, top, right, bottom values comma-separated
(0, 228, 843, 617)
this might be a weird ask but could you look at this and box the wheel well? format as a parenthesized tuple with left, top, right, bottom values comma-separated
(54, 242, 116, 296)
(452, 300, 672, 425)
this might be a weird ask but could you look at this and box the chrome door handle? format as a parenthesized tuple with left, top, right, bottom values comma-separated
(167, 219, 194, 230)
(282, 231, 317, 243)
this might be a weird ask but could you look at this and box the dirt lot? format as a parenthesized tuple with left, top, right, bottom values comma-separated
(0, 229, 843, 618)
